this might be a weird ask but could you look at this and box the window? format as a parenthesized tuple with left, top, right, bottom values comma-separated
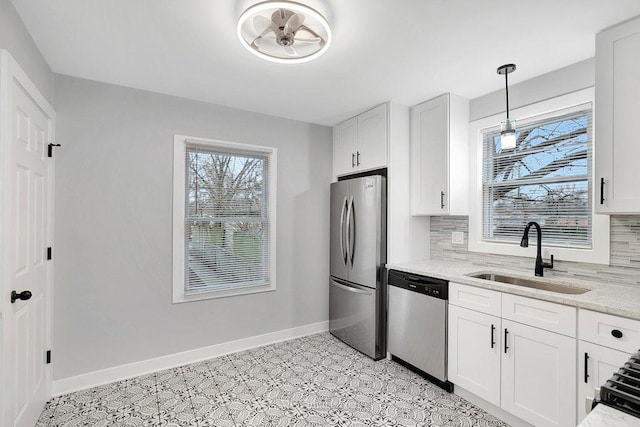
(469, 88, 610, 264)
(173, 136, 276, 302)
(482, 107, 592, 248)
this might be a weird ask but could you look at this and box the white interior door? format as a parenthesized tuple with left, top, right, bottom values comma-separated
(1, 50, 55, 427)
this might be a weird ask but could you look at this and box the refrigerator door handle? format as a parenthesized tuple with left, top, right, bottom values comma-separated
(349, 196, 356, 265)
(331, 279, 372, 295)
(345, 195, 353, 266)
(339, 197, 348, 265)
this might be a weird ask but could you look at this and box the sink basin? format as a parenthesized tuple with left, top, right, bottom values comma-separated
(467, 272, 591, 295)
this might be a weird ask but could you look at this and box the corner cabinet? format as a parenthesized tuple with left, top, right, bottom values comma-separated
(595, 16, 640, 213)
(333, 103, 387, 177)
(410, 93, 469, 215)
(577, 309, 640, 423)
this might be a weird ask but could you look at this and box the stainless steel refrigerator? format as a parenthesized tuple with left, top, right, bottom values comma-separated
(329, 175, 386, 360)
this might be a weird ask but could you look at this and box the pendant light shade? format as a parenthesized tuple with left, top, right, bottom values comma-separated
(497, 64, 517, 150)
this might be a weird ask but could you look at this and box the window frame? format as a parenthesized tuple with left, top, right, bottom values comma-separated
(468, 88, 610, 264)
(172, 135, 277, 303)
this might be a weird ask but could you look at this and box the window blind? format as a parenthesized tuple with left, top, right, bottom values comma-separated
(482, 105, 593, 248)
(184, 143, 270, 294)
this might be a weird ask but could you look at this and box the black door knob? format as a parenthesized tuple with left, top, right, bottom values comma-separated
(611, 329, 624, 339)
(10, 290, 32, 304)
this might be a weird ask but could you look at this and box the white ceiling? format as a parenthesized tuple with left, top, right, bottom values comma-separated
(11, 0, 640, 126)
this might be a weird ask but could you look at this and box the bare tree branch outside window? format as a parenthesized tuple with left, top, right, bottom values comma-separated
(482, 109, 592, 248)
(184, 147, 269, 292)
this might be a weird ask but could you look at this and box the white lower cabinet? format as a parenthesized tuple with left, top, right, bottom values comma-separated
(501, 319, 576, 427)
(448, 282, 577, 427)
(577, 340, 630, 423)
(448, 305, 501, 406)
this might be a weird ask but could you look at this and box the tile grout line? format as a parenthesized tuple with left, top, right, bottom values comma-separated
(177, 365, 201, 427)
(204, 358, 238, 427)
(153, 372, 161, 426)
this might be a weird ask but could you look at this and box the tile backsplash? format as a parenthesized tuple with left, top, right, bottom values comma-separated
(430, 216, 640, 286)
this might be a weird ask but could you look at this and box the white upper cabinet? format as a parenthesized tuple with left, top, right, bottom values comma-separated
(410, 93, 469, 216)
(333, 103, 387, 177)
(595, 16, 640, 213)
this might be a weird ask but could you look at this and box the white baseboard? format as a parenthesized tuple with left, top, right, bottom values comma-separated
(52, 320, 329, 397)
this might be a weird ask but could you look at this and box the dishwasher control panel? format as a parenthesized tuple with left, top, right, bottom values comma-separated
(387, 270, 448, 300)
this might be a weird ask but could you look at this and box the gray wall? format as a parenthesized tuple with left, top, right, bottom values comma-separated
(0, 0, 53, 103)
(470, 58, 595, 121)
(53, 74, 332, 380)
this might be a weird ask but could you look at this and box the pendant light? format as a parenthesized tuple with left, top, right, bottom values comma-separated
(497, 64, 517, 149)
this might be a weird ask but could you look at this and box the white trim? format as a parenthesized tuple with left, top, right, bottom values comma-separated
(468, 87, 610, 265)
(172, 134, 277, 303)
(52, 320, 329, 397)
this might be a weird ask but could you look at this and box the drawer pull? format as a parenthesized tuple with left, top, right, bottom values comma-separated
(611, 329, 624, 339)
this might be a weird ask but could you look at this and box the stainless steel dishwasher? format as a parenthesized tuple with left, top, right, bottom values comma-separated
(387, 269, 453, 392)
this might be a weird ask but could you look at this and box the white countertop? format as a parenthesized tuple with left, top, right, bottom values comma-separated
(386, 259, 640, 320)
(578, 405, 640, 427)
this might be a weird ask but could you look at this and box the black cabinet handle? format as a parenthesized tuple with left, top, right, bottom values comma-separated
(600, 177, 605, 205)
(611, 329, 623, 339)
(356, 151, 360, 166)
(491, 324, 496, 349)
(351, 153, 355, 167)
(584, 352, 590, 383)
(11, 290, 32, 304)
(440, 191, 445, 209)
(504, 328, 509, 353)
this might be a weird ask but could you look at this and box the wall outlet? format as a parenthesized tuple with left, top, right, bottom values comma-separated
(452, 231, 464, 245)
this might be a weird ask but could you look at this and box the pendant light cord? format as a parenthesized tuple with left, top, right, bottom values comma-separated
(504, 71, 510, 120)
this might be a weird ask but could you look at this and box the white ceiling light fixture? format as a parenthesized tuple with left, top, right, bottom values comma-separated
(497, 63, 517, 150)
(237, 1, 331, 64)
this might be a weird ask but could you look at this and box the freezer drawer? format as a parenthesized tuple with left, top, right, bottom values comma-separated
(329, 277, 382, 359)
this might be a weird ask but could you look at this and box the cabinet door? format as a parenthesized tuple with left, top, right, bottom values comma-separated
(356, 104, 387, 171)
(595, 17, 640, 213)
(501, 320, 576, 427)
(577, 341, 630, 423)
(410, 94, 449, 215)
(333, 117, 357, 177)
(448, 305, 501, 406)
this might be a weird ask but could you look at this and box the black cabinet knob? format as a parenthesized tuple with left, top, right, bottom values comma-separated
(611, 329, 624, 339)
(11, 290, 32, 304)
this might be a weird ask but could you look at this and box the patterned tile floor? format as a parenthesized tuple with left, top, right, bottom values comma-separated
(37, 333, 509, 426)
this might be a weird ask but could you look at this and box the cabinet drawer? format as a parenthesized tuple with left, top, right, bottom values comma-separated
(449, 282, 501, 317)
(502, 293, 576, 337)
(579, 309, 640, 353)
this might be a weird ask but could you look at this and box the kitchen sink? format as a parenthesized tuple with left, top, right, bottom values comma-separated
(467, 272, 591, 294)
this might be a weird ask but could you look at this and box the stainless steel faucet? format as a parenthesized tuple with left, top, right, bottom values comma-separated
(520, 221, 554, 277)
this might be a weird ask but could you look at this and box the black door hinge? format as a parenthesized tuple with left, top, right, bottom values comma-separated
(47, 247, 52, 260)
(48, 143, 61, 158)
(46, 350, 51, 364)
